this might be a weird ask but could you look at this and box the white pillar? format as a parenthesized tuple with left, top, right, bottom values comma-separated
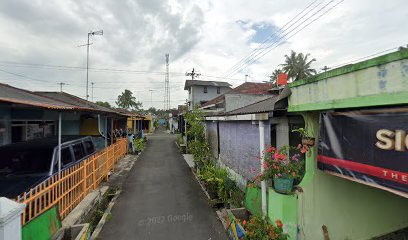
(58, 112, 62, 172)
(259, 120, 267, 217)
(105, 117, 108, 147)
(0, 198, 26, 240)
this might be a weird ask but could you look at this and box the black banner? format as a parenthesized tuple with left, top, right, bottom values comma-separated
(318, 109, 408, 195)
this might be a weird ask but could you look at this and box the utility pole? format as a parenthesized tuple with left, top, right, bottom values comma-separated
(164, 54, 170, 110)
(58, 82, 66, 92)
(91, 82, 94, 102)
(149, 90, 153, 110)
(83, 30, 103, 101)
(185, 68, 200, 81)
(322, 66, 330, 72)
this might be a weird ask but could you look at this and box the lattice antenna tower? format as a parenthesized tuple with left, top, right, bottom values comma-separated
(164, 53, 170, 110)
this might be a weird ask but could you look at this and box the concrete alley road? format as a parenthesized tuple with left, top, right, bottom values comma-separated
(98, 129, 227, 240)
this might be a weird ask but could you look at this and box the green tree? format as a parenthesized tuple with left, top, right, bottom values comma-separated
(95, 101, 112, 108)
(281, 50, 317, 81)
(115, 89, 142, 110)
(269, 69, 283, 84)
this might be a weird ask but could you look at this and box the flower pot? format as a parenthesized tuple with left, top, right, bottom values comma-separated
(301, 137, 315, 146)
(273, 176, 294, 194)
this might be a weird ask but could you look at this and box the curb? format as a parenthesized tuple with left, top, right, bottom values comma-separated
(90, 190, 121, 240)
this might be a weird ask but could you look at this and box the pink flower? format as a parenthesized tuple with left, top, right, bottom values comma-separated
(263, 163, 268, 169)
(278, 173, 282, 177)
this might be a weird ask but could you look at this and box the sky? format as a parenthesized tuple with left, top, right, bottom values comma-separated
(0, 0, 407, 109)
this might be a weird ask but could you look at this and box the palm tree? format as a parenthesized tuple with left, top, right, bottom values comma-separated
(269, 69, 283, 84)
(116, 89, 142, 110)
(281, 50, 317, 81)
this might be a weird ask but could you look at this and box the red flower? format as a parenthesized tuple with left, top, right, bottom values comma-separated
(247, 183, 251, 188)
(275, 219, 283, 228)
(278, 154, 287, 160)
(265, 146, 275, 153)
(243, 220, 247, 226)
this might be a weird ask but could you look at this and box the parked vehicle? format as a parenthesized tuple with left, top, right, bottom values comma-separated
(0, 136, 97, 198)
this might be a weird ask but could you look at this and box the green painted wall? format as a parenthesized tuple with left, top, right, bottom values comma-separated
(296, 112, 408, 240)
(244, 186, 263, 216)
(288, 50, 408, 112)
(267, 188, 298, 240)
(22, 206, 61, 240)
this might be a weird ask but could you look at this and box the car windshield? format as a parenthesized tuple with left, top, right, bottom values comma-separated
(0, 147, 53, 174)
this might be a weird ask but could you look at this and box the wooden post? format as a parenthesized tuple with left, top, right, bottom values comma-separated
(92, 156, 96, 190)
(83, 160, 87, 196)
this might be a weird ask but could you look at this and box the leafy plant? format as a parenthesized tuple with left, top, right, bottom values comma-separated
(244, 216, 288, 240)
(133, 138, 146, 152)
(291, 127, 309, 138)
(258, 145, 305, 182)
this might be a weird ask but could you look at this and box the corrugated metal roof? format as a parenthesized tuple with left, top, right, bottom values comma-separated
(114, 108, 145, 118)
(184, 80, 232, 90)
(35, 91, 117, 114)
(0, 83, 84, 110)
(224, 86, 292, 116)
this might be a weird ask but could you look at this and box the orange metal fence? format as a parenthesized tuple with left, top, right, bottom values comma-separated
(16, 138, 127, 225)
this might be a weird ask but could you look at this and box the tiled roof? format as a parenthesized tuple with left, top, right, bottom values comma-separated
(0, 83, 84, 110)
(184, 80, 232, 90)
(201, 82, 275, 107)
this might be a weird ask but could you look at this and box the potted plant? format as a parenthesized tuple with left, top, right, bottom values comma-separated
(243, 215, 288, 240)
(292, 127, 315, 147)
(259, 145, 304, 194)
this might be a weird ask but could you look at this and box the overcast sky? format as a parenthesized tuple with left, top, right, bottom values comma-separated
(0, 0, 407, 109)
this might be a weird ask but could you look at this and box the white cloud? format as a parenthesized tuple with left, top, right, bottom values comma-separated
(0, 0, 407, 108)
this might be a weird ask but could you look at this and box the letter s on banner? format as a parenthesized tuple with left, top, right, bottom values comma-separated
(376, 129, 395, 150)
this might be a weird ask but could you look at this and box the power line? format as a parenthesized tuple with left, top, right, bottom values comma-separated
(324, 46, 402, 69)
(224, 0, 344, 79)
(226, 0, 341, 79)
(0, 68, 51, 83)
(241, 0, 344, 70)
(223, 0, 322, 78)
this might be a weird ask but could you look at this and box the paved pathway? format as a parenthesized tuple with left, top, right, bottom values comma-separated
(98, 129, 227, 240)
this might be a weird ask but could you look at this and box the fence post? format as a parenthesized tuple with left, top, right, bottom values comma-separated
(82, 160, 87, 196)
(92, 156, 96, 190)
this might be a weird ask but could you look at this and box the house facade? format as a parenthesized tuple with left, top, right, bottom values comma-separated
(184, 80, 231, 110)
(285, 49, 408, 239)
(201, 82, 275, 114)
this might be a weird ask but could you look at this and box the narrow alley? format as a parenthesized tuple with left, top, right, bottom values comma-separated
(98, 128, 227, 240)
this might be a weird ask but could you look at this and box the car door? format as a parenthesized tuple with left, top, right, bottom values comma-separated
(52, 146, 74, 174)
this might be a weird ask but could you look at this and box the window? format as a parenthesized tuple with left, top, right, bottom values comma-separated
(217, 87, 220, 94)
(61, 148, 73, 166)
(84, 140, 95, 155)
(204, 86, 208, 93)
(188, 87, 191, 94)
(72, 143, 85, 161)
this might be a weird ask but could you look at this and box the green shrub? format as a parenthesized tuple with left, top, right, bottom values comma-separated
(133, 138, 146, 152)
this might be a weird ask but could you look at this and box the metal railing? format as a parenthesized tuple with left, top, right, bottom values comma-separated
(16, 138, 127, 225)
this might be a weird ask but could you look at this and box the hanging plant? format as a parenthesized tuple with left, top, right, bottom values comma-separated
(292, 127, 315, 147)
